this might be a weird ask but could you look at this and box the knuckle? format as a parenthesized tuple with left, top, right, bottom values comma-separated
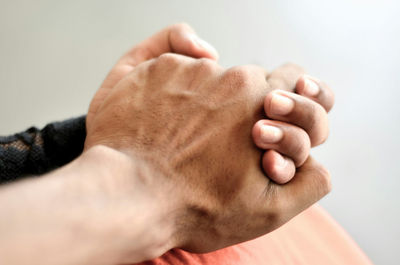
(130, 45, 151, 61)
(196, 58, 217, 74)
(223, 66, 253, 89)
(157, 53, 181, 65)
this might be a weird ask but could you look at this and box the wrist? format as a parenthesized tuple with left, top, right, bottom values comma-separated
(77, 145, 178, 263)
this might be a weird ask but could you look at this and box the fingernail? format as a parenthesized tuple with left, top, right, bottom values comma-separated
(303, 78, 320, 97)
(188, 34, 219, 59)
(270, 94, 294, 116)
(260, 125, 283, 144)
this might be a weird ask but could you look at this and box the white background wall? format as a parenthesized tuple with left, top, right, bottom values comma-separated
(0, 1, 399, 264)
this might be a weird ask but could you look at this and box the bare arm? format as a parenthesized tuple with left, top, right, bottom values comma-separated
(0, 145, 172, 265)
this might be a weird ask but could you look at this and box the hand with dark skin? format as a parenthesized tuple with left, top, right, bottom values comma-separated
(87, 23, 334, 185)
(85, 53, 332, 261)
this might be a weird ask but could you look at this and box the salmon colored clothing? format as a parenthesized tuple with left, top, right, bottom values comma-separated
(135, 204, 372, 265)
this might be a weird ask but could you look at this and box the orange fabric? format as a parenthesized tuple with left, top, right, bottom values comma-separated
(135, 204, 372, 265)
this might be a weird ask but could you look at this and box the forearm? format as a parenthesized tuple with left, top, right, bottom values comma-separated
(0, 145, 172, 265)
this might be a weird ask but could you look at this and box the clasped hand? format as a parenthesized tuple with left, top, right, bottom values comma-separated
(84, 24, 334, 263)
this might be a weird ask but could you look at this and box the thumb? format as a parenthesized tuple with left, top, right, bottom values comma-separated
(127, 22, 219, 65)
(102, 23, 218, 89)
(167, 23, 219, 60)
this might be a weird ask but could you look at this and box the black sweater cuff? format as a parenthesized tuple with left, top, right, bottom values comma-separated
(0, 116, 86, 184)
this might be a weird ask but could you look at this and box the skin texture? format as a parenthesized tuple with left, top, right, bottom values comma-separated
(0, 24, 335, 265)
(252, 75, 334, 183)
(86, 23, 332, 185)
(0, 146, 180, 265)
(85, 53, 332, 255)
(86, 23, 218, 133)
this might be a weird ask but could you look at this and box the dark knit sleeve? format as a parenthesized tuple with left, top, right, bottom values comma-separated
(0, 116, 86, 184)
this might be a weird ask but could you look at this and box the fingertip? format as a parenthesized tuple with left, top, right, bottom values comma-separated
(296, 75, 319, 97)
(296, 75, 334, 113)
(185, 33, 219, 60)
(252, 119, 266, 136)
(263, 150, 296, 184)
(170, 23, 219, 60)
(267, 90, 295, 117)
(252, 120, 264, 146)
(295, 75, 306, 94)
(252, 120, 284, 149)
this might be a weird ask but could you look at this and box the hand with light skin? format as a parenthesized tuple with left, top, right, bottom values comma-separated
(84, 53, 333, 262)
